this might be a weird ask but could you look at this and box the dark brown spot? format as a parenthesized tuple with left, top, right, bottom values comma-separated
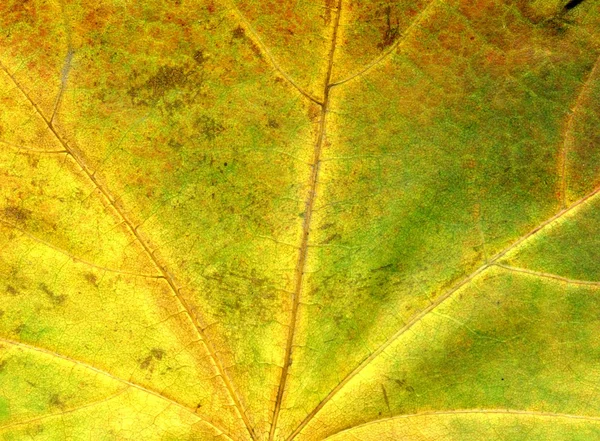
(6, 285, 18, 296)
(232, 26, 245, 39)
(193, 49, 207, 65)
(3, 206, 31, 223)
(267, 118, 280, 129)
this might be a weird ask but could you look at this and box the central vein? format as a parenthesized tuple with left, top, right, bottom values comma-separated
(269, 1, 344, 440)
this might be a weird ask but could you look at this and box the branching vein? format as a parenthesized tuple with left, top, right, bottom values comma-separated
(0, 219, 162, 278)
(0, 337, 232, 439)
(269, 1, 343, 440)
(287, 184, 600, 440)
(323, 408, 600, 440)
(495, 263, 600, 287)
(0, 390, 127, 432)
(330, 0, 438, 87)
(558, 52, 600, 208)
(225, 0, 323, 105)
(0, 60, 256, 441)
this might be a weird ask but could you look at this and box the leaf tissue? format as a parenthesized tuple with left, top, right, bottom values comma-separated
(1, 0, 600, 440)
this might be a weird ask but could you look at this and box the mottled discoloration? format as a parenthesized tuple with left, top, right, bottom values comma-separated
(0, 0, 598, 439)
(3, 206, 31, 223)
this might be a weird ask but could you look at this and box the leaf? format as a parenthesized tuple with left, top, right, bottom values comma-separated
(0, 0, 599, 440)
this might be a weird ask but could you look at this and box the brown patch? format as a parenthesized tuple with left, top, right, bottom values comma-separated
(150, 348, 165, 360)
(84, 273, 98, 287)
(229, 26, 262, 59)
(139, 355, 153, 370)
(248, 41, 262, 59)
(126, 63, 203, 111)
(196, 115, 224, 140)
(232, 26, 245, 39)
(168, 139, 183, 150)
(542, 17, 570, 36)
(139, 348, 166, 370)
(39, 283, 66, 305)
(6, 285, 18, 296)
(49, 394, 65, 409)
(127, 65, 187, 105)
(193, 49, 207, 65)
(3, 206, 31, 223)
(267, 118, 280, 129)
(377, 5, 400, 50)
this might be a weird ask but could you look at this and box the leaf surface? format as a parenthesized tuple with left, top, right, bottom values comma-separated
(0, 0, 599, 440)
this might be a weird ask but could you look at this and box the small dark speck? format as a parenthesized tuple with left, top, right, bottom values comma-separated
(565, 0, 586, 10)
(224, 162, 228, 166)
